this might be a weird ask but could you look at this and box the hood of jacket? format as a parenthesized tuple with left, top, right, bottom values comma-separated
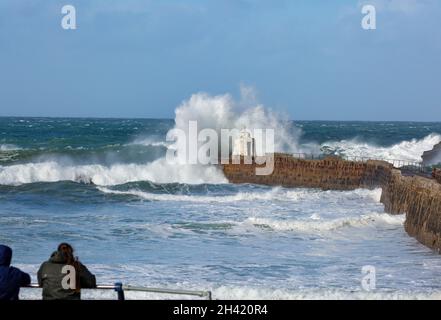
(49, 250, 68, 264)
(0, 245, 12, 266)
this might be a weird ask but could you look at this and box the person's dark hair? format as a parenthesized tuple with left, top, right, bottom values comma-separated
(57, 242, 81, 292)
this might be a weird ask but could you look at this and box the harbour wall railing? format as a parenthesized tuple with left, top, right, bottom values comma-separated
(289, 153, 426, 173)
(24, 283, 212, 300)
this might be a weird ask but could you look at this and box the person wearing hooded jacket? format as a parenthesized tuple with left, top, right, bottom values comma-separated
(0, 244, 31, 300)
(37, 243, 96, 300)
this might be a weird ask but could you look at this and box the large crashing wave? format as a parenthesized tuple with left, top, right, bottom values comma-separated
(173, 87, 311, 155)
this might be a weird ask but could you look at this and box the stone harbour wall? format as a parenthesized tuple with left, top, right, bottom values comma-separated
(222, 154, 392, 190)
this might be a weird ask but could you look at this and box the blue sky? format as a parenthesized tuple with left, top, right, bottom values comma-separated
(0, 0, 440, 120)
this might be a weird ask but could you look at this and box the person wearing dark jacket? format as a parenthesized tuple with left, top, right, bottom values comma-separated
(0, 244, 31, 300)
(37, 243, 96, 300)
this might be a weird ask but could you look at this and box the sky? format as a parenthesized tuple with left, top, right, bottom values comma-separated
(0, 0, 440, 121)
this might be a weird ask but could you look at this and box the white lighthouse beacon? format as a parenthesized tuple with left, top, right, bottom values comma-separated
(232, 129, 256, 157)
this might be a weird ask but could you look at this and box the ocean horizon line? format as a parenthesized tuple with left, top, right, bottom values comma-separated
(0, 115, 440, 124)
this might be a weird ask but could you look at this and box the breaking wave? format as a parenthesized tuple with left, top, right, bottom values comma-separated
(0, 159, 227, 186)
(244, 213, 404, 233)
(128, 136, 170, 148)
(163, 212, 403, 236)
(97, 186, 382, 204)
(0, 144, 21, 151)
(97, 186, 309, 203)
(321, 133, 441, 163)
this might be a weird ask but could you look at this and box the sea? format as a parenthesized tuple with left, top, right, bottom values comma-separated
(1, 112, 441, 299)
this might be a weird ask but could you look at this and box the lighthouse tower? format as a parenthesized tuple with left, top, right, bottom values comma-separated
(232, 129, 255, 157)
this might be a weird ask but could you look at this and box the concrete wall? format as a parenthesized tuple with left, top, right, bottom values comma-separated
(222, 153, 441, 253)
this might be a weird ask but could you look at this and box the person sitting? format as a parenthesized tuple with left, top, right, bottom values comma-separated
(0, 244, 31, 300)
(37, 243, 96, 300)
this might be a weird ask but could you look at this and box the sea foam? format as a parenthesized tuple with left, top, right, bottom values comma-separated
(321, 133, 441, 163)
(0, 159, 227, 186)
(0, 144, 21, 151)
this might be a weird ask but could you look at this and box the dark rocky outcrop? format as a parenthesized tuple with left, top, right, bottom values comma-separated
(422, 142, 441, 165)
(222, 153, 441, 253)
(433, 168, 441, 184)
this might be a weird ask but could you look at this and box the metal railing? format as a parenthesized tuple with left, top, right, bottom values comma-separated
(289, 153, 427, 173)
(25, 283, 212, 300)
